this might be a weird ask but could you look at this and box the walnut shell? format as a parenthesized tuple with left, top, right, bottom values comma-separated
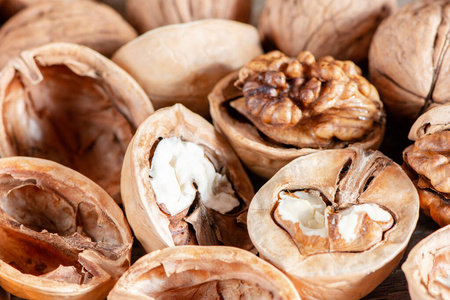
(121, 104, 254, 253)
(112, 19, 263, 118)
(126, 0, 252, 34)
(0, 0, 93, 19)
(259, 0, 396, 63)
(108, 245, 301, 300)
(403, 103, 450, 227)
(369, 0, 450, 123)
(208, 51, 385, 179)
(247, 146, 419, 300)
(0, 42, 154, 202)
(0, 0, 137, 70)
(402, 224, 450, 300)
(0, 156, 133, 300)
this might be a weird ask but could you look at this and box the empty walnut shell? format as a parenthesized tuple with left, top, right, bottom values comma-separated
(121, 104, 254, 253)
(209, 51, 385, 178)
(0, 156, 133, 300)
(0, 0, 137, 70)
(369, 0, 450, 123)
(0, 42, 154, 202)
(108, 245, 301, 300)
(247, 146, 419, 300)
(402, 224, 450, 300)
(403, 103, 450, 227)
(259, 0, 396, 63)
(126, 0, 252, 34)
(112, 19, 263, 118)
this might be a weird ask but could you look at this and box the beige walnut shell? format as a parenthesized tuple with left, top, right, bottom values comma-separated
(121, 104, 254, 253)
(112, 19, 263, 118)
(259, 0, 396, 63)
(369, 0, 450, 123)
(0, 42, 154, 202)
(402, 224, 450, 300)
(403, 103, 450, 227)
(126, 0, 252, 34)
(108, 245, 301, 300)
(0, 0, 137, 70)
(0, 156, 133, 300)
(247, 146, 419, 300)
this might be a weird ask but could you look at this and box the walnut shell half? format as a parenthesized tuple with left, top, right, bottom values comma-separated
(121, 104, 254, 253)
(0, 156, 133, 300)
(0, 42, 154, 202)
(108, 245, 300, 300)
(247, 146, 419, 300)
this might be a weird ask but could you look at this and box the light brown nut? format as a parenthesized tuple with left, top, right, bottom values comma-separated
(0, 0, 93, 19)
(247, 146, 419, 300)
(0, 156, 133, 300)
(369, 0, 450, 123)
(0, 1, 137, 70)
(402, 224, 450, 300)
(126, 0, 252, 34)
(0, 42, 154, 202)
(112, 19, 263, 118)
(120, 104, 254, 253)
(259, 0, 396, 63)
(108, 246, 301, 300)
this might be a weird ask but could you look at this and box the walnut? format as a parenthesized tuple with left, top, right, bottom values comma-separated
(247, 146, 419, 300)
(369, 0, 450, 123)
(259, 0, 396, 63)
(209, 51, 385, 178)
(403, 103, 450, 227)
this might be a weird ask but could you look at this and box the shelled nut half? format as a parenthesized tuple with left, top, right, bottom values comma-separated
(209, 51, 385, 178)
(121, 104, 254, 253)
(403, 103, 450, 227)
(0, 156, 133, 300)
(247, 146, 419, 300)
(0, 42, 154, 202)
(108, 245, 301, 300)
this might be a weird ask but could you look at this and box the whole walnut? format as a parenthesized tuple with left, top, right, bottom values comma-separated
(259, 0, 397, 63)
(370, 0, 450, 123)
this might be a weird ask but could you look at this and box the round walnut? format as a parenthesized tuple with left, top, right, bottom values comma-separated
(247, 146, 419, 300)
(209, 50, 385, 178)
(403, 103, 450, 227)
(402, 224, 450, 300)
(259, 0, 396, 63)
(121, 104, 254, 253)
(369, 0, 450, 123)
(126, 0, 252, 34)
(0, 156, 133, 300)
(108, 245, 301, 300)
(0, 42, 154, 202)
(112, 19, 263, 118)
(0, 0, 137, 70)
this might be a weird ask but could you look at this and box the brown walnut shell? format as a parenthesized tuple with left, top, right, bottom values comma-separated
(247, 146, 419, 300)
(403, 103, 450, 227)
(108, 245, 301, 300)
(0, 42, 154, 202)
(126, 0, 252, 34)
(259, 0, 396, 63)
(112, 19, 263, 118)
(0, 156, 133, 300)
(121, 104, 254, 253)
(369, 0, 450, 123)
(402, 224, 450, 300)
(209, 51, 385, 179)
(0, 0, 137, 70)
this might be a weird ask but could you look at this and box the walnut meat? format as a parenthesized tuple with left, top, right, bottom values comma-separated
(369, 0, 450, 123)
(259, 0, 396, 63)
(209, 51, 385, 178)
(403, 104, 450, 227)
(247, 146, 419, 300)
(0, 156, 133, 300)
